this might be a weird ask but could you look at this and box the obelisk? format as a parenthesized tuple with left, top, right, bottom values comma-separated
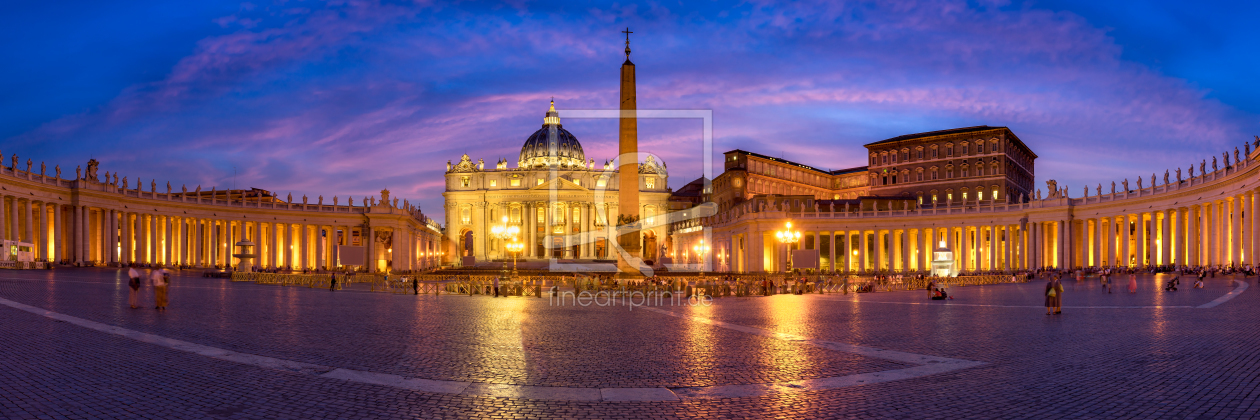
(616, 27, 642, 277)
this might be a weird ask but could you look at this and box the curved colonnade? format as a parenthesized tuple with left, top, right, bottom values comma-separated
(676, 146, 1260, 273)
(0, 159, 443, 272)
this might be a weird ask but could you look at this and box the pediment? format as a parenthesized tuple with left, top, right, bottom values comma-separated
(529, 177, 590, 192)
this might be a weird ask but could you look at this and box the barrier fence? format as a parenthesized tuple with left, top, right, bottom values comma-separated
(227, 272, 1027, 297)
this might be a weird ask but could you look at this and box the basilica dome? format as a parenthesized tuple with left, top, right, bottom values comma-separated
(518, 101, 587, 168)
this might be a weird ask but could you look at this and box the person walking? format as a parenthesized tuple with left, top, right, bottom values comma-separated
(150, 268, 169, 310)
(1045, 277, 1063, 315)
(330, 273, 337, 291)
(412, 276, 420, 295)
(127, 268, 143, 309)
(492, 275, 501, 297)
(1128, 271, 1138, 293)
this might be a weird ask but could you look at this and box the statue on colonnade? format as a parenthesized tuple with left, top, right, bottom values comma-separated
(25, 159, 31, 172)
(122, 177, 128, 189)
(1096, 184, 1101, 196)
(166, 182, 171, 194)
(1211, 157, 1217, 172)
(318, 195, 323, 205)
(1122, 179, 1129, 191)
(333, 196, 338, 205)
(393, 198, 399, 208)
(86, 159, 99, 180)
(55, 165, 60, 179)
(286, 193, 292, 203)
(76, 166, 81, 180)
(302, 195, 308, 204)
(1176, 168, 1182, 181)
(1164, 170, 1169, 185)
(12, 154, 18, 171)
(182, 185, 187, 194)
(40, 162, 45, 176)
(151, 180, 156, 192)
(1223, 153, 1230, 167)
(1235, 147, 1240, 163)
(1200, 160, 1206, 175)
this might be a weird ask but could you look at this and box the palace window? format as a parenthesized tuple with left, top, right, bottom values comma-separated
(596, 177, 607, 188)
(490, 180, 497, 187)
(946, 145, 954, 157)
(992, 186, 1000, 199)
(916, 171, 923, 182)
(537, 178, 544, 185)
(977, 190, 984, 200)
(947, 192, 953, 201)
(916, 148, 924, 159)
(961, 165, 968, 177)
(931, 168, 938, 180)
(946, 167, 954, 179)
(646, 177, 656, 189)
(510, 178, 520, 187)
(572, 208, 581, 227)
(917, 195, 923, 204)
(932, 194, 938, 203)
(931, 147, 938, 158)
(460, 177, 471, 188)
(991, 142, 998, 152)
(960, 142, 968, 155)
(962, 192, 968, 201)
(902, 150, 909, 161)
(882, 154, 889, 164)
(976, 143, 983, 154)
(890, 153, 896, 164)
(537, 208, 545, 224)
(573, 179, 581, 186)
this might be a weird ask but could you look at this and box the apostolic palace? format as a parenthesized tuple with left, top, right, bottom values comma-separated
(2, 40, 1258, 277)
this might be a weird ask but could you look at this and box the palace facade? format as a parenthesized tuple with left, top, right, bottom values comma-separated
(442, 101, 672, 263)
(672, 131, 1260, 274)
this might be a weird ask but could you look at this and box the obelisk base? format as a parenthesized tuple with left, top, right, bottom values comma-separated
(615, 228, 645, 279)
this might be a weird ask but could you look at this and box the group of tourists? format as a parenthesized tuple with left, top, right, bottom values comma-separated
(1042, 264, 1248, 314)
(126, 267, 170, 310)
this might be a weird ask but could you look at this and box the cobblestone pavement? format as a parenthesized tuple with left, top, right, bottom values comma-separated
(1, 269, 1258, 419)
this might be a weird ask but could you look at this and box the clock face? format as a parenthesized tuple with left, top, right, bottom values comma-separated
(733, 178, 743, 188)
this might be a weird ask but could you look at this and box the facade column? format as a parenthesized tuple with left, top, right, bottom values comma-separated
(1160, 209, 1170, 267)
(11, 197, 19, 241)
(1121, 215, 1131, 267)
(858, 230, 868, 273)
(1233, 196, 1243, 265)
(73, 206, 82, 263)
(52, 204, 63, 264)
(300, 224, 309, 270)
(1251, 191, 1259, 266)
(1136, 212, 1147, 267)
(899, 229, 908, 273)
(1191, 206, 1201, 266)
(1202, 203, 1211, 266)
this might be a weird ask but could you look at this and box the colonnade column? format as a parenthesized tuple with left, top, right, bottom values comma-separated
(1233, 196, 1243, 265)
(10, 197, 19, 241)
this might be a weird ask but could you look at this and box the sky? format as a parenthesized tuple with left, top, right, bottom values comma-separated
(3, 0, 1258, 223)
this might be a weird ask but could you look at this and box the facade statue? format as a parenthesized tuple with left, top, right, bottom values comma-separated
(394, 198, 399, 208)
(380, 188, 391, 204)
(1224, 153, 1230, 167)
(829, 202, 835, 212)
(112, 173, 118, 186)
(333, 196, 338, 205)
(1164, 170, 1169, 185)
(55, 165, 60, 179)
(150, 180, 156, 192)
(12, 154, 17, 171)
(446, 161, 451, 171)
(1176, 168, 1182, 181)
(1110, 181, 1115, 194)
(1045, 180, 1058, 198)
(195, 185, 201, 193)
(103, 171, 110, 183)
(370, 197, 376, 206)
(25, 158, 31, 172)
(122, 177, 128, 189)
(1096, 184, 1102, 196)
(1136, 177, 1143, 189)
(166, 182, 171, 194)
(76, 165, 81, 180)
(318, 195, 323, 205)
(1035, 189, 1041, 200)
(1235, 147, 1240, 163)
(40, 162, 45, 176)
(1083, 186, 1088, 197)
(1212, 157, 1218, 171)
(1189, 166, 1195, 177)
(1122, 179, 1129, 191)
(349, 197, 355, 206)
(182, 185, 187, 193)
(286, 193, 292, 203)
(1200, 160, 1206, 175)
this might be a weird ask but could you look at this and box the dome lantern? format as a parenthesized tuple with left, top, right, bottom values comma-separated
(518, 100, 587, 169)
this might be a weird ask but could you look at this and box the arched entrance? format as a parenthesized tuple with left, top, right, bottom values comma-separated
(642, 231, 658, 262)
(460, 230, 474, 257)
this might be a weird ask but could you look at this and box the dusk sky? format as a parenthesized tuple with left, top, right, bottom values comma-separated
(4, 0, 1258, 221)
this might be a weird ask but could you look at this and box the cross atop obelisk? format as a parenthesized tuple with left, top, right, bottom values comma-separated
(622, 27, 632, 58)
(616, 28, 642, 277)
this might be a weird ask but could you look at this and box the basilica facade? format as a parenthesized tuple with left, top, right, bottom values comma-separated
(442, 101, 672, 263)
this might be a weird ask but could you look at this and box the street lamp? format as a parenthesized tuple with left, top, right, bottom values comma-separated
(775, 221, 801, 273)
(490, 216, 519, 274)
(505, 237, 524, 278)
(692, 239, 710, 278)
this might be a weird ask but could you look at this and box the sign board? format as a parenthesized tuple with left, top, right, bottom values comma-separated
(792, 249, 819, 270)
(337, 246, 365, 266)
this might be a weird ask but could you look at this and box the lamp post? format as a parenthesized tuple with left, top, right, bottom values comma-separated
(775, 221, 801, 274)
(490, 216, 520, 275)
(692, 239, 710, 278)
(506, 238, 524, 279)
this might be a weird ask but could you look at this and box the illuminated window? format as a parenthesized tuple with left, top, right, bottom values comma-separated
(537, 178, 544, 185)
(646, 177, 656, 189)
(460, 207, 471, 224)
(977, 191, 984, 200)
(490, 180, 497, 187)
(932, 194, 938, 203)
(460, 177, 470, 187)
(992, 187, 999, 199)
(573, 179, 581, 186)
(962, 192, 968, 200)
(596, 177, 606, 188)
(510, 178, 520, 187)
